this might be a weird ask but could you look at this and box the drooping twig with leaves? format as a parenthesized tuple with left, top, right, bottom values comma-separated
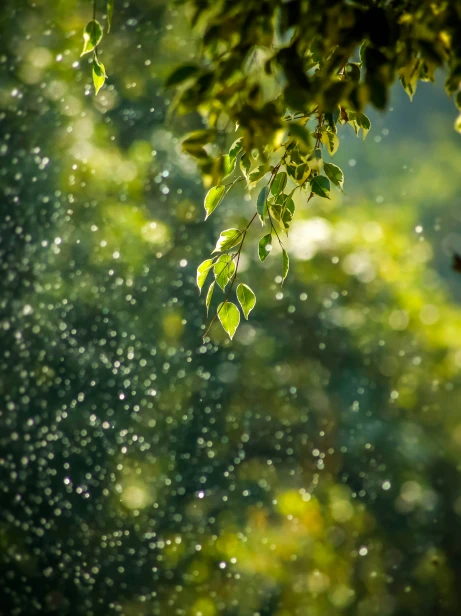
(81, 0, 461, 338)
(81, 0, 113, 94)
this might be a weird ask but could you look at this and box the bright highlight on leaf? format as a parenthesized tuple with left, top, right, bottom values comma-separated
(236, 283, 256, 319)
(205, 281, 215, 315)
(214, 255, 235, 290)
(213, 229, 243, 253)
(196, 259, 214, 293)
(217, 302, 240, 340)
(258, 234, 272, 262)
(282, 249, 289, 284)
(81, 20, 103, 56)
(92, 59, 106, 95)
(204, 185, 225, 219)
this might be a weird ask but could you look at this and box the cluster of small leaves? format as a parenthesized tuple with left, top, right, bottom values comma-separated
(194, 110, 357, 339)
(81, 0, 113, 95)
(163, 0, 461, 336)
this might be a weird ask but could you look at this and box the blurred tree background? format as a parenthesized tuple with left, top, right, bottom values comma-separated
(2, 1, 461, 615)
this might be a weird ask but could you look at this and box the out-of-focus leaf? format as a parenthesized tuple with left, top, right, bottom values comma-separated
(165, 64, 200, 87)
(81, 20, 103, 56)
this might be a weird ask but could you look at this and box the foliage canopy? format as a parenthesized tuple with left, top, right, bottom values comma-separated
(85, 0, 461, 337)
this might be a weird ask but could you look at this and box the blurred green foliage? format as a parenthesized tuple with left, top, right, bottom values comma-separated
(2, 2, 461, 616)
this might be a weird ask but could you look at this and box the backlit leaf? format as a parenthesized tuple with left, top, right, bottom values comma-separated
(236, 283, 256, 319)
(92, 59, 106, 95)
(214, 254, 235, 290)
(213, 228, 243, 253)
(204, 185, 225, 219)
(282, 249, 289, 284)
(217, 301, 240, 340)
(249, 165, 270, 183)
(205, 281, 215, 315)
(258, 233, 272, 262)
(229, 138, 243, 163)
(196, 259, 214, 292)
(81, 20, 103, 56)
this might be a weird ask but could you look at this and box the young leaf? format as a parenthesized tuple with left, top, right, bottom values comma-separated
(165, 64, 200, 87)
(213, 229, 243, 253)
(240, 153, 251, 179)
(257, 186, 268, 223)
(236, 283, 256, 319)
(310, 175, 331, 199)
(229, 138, 243, 163)
(249, 164, 270, 183)
(271, 171, 287, 197)
(196, 259, 214, 293)
(217, 301, 240, 340)
(323, 162, 344, 191)
(282, 249, 289, 284)
(204, 185, 225, 219)
(214, 255, 235, 290)
(92, 59, 106, 95)
(107, 0, 114, 32)
(258, 233, 272, 262)
(81, 20, 103, 56)
(205, 281, 215, 315)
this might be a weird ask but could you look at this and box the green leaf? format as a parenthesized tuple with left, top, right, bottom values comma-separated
(280, 197, 295, 232)
(204, 185, 225, 219)
(258, 233, 272, 262)
(214, 254, 235, 290)
(323, 162, 344, 191)
(165, 64, 200, 87)
(221, 155, 236, 181)
(205, 281, 215, 315)
(240, 153, 251, 179)
(236, 283, 256, 319)
(271, 171, 287, 197)
(321, 130, 339, 156)
(196, 259, 214, 292)
(249, 164, 270, 183)
(229, 138, 243, 163)
(81, 20, 103, 56)
(257, 186, 268, 223)
(217, 301, 240, 340)
(107, 0, 114, 32)
(282, 249, 289, 284)
(92, 59, 106, 95)
(310, 175, 331, 199)
(356, 112, 371, 139)
(213, 229, 243, 253)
